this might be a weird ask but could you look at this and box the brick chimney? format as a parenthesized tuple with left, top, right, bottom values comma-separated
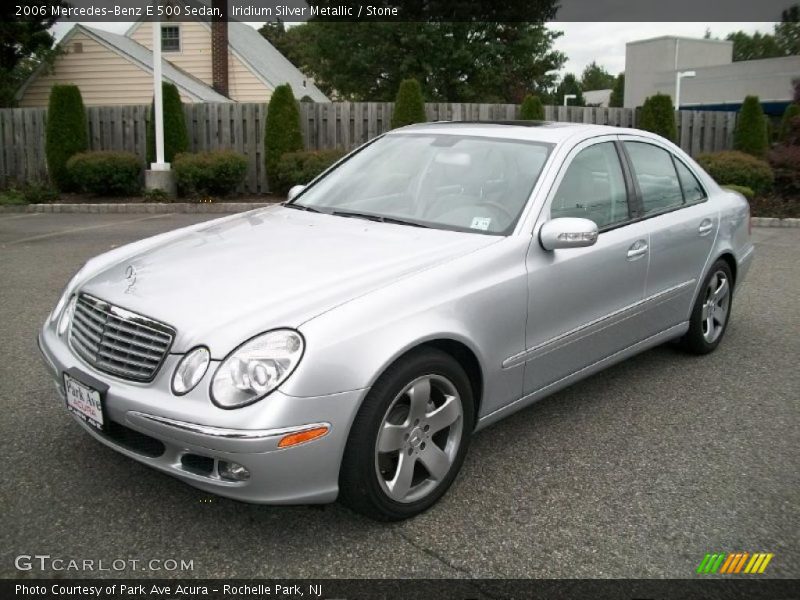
(211, 0, 229, 97)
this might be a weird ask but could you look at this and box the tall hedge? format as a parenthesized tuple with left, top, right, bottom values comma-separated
(734, 96, 769, 157)
(520, 94, 545, 120)
(639, 93, 676, 142)
(146, 82, 188, 164)
(779, 103, 800, 144)
(265, 83, 303, 191)
(45, 85, 88, 191)
(391, 79, 426, 128)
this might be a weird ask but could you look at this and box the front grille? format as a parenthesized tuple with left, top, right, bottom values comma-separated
(69, 293, 175, 382)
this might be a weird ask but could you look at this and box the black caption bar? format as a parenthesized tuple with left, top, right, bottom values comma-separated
(8, 0, 793, 23)
(4, 578, 800, 600)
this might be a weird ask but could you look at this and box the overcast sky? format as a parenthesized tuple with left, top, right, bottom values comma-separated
(52, 21, 777, 81)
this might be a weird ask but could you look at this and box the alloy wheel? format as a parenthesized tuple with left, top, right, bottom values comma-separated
(374, 374, 463, 503)
(701, 270, 730, 343)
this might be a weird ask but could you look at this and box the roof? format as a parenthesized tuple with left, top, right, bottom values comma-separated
(391, 121, 633, 144)
(125, 0, 329, 102)
(226, 21, 328, 102)
(75, 25, 231, 102)
(626, 35, 733, 47)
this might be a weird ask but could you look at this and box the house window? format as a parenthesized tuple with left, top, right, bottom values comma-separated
(161, 26, 180, 52)
(72, 42, 83, 54)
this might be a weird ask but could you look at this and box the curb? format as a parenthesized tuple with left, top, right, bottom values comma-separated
(750, 217, 800, 228)
(0, 202, 274, 214)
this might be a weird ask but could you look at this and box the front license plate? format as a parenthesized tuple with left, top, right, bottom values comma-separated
(64, 373, 104, 431)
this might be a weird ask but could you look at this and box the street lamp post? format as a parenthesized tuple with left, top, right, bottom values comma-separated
(144, 0, 176, 196)
(151, 15, 167, 171)
(563, 94, 577, 106)
(675, 70, 696, 110)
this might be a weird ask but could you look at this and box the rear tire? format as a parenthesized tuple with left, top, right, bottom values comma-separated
(679, 260, 733, 355)
(338, 348, 474, 521)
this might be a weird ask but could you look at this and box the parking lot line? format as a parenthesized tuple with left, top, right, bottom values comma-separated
(2, 213, 174, 246)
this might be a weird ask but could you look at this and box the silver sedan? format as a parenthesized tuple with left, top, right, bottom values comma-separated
(39, 122, 754, 520)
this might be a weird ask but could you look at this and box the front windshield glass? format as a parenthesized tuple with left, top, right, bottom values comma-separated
(290, 133, 553, 235)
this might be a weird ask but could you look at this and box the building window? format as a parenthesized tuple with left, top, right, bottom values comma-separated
(161, 26, 180, 52)
(72, 42, 83, 54)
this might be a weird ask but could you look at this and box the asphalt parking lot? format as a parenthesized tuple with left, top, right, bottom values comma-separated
(0, 212, 797, 579)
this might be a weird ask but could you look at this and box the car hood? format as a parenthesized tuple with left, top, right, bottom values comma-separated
(80, 206, 497, 356)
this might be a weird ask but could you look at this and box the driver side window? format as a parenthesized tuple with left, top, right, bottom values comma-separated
(551, 142, 630, 229)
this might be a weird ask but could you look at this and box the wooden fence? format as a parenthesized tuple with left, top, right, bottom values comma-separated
(0, 102, 738, 193)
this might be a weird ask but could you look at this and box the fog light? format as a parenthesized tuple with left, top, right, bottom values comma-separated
(218, 461, 250, 481)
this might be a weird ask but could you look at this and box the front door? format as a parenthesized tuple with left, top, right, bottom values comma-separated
(521, 137, 651, 395)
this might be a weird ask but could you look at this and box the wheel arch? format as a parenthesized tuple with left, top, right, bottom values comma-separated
(715, 251, 738, 287)
(365, 336, 485, 429)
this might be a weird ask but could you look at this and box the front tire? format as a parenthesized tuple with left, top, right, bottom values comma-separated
(680, 259, 733, 354)
(338, 348, 474, 521)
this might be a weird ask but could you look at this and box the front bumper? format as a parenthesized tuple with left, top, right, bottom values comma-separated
(38, 326, 364, 504)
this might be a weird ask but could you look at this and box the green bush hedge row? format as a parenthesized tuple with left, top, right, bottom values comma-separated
(734, 96, 769, 158)
(45, 85, 89, 191)
(696, 150, 774, 194)
(146, 82, 189, 164)
(265, 84, 303, 192)
(66, 151, 142, 196)
(272, 149, 346, 196)
(173, 150, 248, 196)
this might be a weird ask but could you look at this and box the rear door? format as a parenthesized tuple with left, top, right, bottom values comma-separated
(619, 137, 718, 334)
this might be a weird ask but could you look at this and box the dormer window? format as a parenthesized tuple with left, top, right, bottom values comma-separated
(161, 26, 180, 52)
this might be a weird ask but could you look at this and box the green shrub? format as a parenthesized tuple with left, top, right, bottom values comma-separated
(391, 78, 426, 128)
(174, 150, 248, 196)
(696, 150, 774, 194)
(520, 94, 545, 120)
(300, 95, 315, 103)
(609, 73, 624, 108)
(272, 149, 346, 196)
(21, 182, 58, 203)
(769, 145, 800, 196)
(734, 96, 769, 157)
(265, 83, 303, 192)
(0, 188, 28, 205)
(45, 85, 88, 191)
(146, 82, 189, 164)
(142, 187, 171, 202)
(638, 93, 676, 142)
(721, 184, 755, 200)
(66, 151, 142, 196)
(780, 114, 800, 146)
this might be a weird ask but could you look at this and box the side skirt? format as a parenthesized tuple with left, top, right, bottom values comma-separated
(475, 321, 689, 432)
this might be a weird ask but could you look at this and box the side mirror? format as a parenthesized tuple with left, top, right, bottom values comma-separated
(539, 217, 598, 251)
(287, 184, 306, 201)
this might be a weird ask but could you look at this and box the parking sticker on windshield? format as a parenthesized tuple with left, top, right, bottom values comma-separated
(470, 217, 492, 231)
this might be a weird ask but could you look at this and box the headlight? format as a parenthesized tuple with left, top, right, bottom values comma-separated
(210, 329, 304, 409)
(172, 346, 211, 395)
(58, 295, 77, 336)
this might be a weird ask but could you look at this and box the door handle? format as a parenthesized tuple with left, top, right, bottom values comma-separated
(698, 219, 713, 236)
(627, 239, 648, 260)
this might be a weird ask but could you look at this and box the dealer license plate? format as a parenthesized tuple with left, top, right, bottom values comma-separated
(64, 373, 104, 431)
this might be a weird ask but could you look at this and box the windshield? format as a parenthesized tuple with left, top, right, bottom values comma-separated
(290, 133, 553, 235)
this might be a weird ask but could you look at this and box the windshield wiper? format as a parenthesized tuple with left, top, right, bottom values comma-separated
(331, 210, 430, 228)
(282, 202, 325, 213)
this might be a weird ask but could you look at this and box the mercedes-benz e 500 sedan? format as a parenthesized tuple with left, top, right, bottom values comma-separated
(39, 122, 754, 520)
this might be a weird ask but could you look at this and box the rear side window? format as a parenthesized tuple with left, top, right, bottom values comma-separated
(674, 159, 706, 203)
(624, 142, 683, 215)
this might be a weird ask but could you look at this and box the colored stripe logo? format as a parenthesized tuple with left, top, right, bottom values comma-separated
(697, 552, 774, 574)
